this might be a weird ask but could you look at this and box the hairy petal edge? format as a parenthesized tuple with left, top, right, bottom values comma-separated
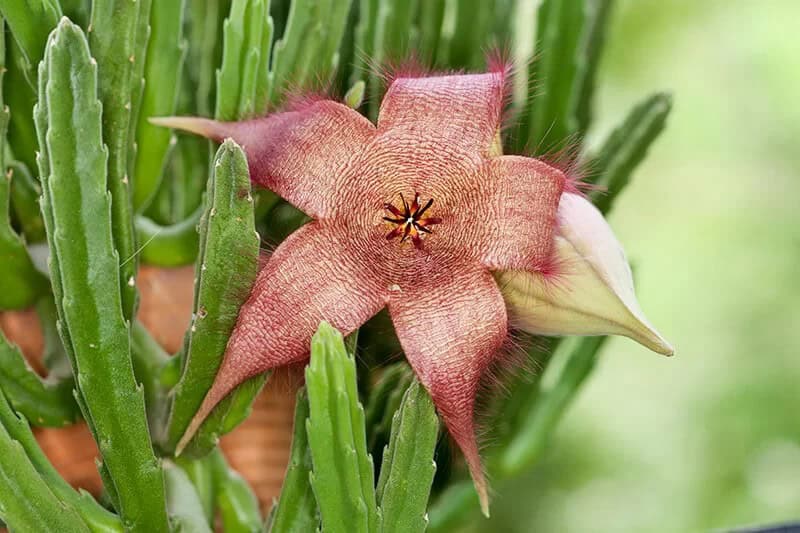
(388, 268, 507, 516)
(177, 223, 386, 452)
(151, 101, 376, 219)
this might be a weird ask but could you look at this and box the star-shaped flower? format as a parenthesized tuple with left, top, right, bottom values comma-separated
(155, 65, 670, 514)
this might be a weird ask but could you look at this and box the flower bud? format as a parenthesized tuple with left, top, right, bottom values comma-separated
(499, 193, 673, 355)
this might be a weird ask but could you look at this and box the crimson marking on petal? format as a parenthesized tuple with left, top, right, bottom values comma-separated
(384, 203, 404, 218)
(410, 192, 420, 212)
(386, 225, 404, 240)
(416, 197, 434, 218)
(416, 216, 441, 227)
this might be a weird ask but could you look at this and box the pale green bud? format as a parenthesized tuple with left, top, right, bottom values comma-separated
(499, 193, 674, 355)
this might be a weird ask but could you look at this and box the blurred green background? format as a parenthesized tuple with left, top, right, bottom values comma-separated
(484, 0, 800, 531)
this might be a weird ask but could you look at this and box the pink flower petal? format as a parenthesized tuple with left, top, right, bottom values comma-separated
(177, 223, 386, 452)
(377, 71, 506, 158)
(387, 268, 507, 516)
(151, 101, 376, 219)
(480, 156, 565, 271)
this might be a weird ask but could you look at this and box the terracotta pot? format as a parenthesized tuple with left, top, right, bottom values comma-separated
(0, 265, 295, 511)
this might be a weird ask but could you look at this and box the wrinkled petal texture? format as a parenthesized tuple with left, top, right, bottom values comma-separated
(153, 101, 376, 219)
(228, 221, 387, 377)
(388, 268, 506, 515)
(190, 222, 387, 434)
(481, 156, 565, 271)
(171, 70, 568, 512)
(377, 72, 506, 157)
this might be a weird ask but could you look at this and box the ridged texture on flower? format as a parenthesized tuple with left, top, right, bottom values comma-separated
(156, 67, 592, 515)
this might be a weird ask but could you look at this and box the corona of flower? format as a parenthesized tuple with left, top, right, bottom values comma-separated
(154, 64, 671, 515)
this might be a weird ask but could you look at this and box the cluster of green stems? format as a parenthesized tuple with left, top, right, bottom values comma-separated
(0, 0, 669, 531)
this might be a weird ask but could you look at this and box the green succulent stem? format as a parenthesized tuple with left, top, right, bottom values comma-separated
(364, 0, 417, 120)
(573, 0, 615, 136)
(0, 329, 79, 427)
(521, 0, 586, 153)
(0, 0, 60, 74)
(0, 3, 673, 530)
(3, 36, 44, 175)
(499, 336, 608, 475)
(164, 139, 261, 455)
(0, 389, 91, 532)
(7, 160, 45, 242)
(34, 19, 168, 531)
(269, 388, 318, 532)
(590, 92, 673, 214)
(365, 362, 414, 457)
(215, 0, 274, 120)
(165, 462, 214, 533)
(174, 453, 217, 524)
(0, 21, 47, 310)
(134, 208, 202, 268)
(269, 0, 352, 105)
(376, 379, 439, 533)
(88, 0, 151, 320)
(210, 448, 263, 533)
(305, 322, 381, 533)
(441, 0, 493, 69)
(0, 385, 122, 532)
(133, 0, 187, 211)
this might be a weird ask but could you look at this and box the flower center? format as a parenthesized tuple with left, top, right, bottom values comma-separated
(383, 193, 442, 248)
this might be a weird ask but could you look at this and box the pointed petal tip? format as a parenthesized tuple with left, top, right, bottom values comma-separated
(148, 116, 177, 127)
(478, 489, 491, 518)
(173, 416, 200, 457)
(638, 329, 675, 357)
(173, 385, 222, 456)
(173, 441, 185, 458)
(624, 311, 674, 356)
(148, 116, 219, 139)
(464, 449, 491, 518)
